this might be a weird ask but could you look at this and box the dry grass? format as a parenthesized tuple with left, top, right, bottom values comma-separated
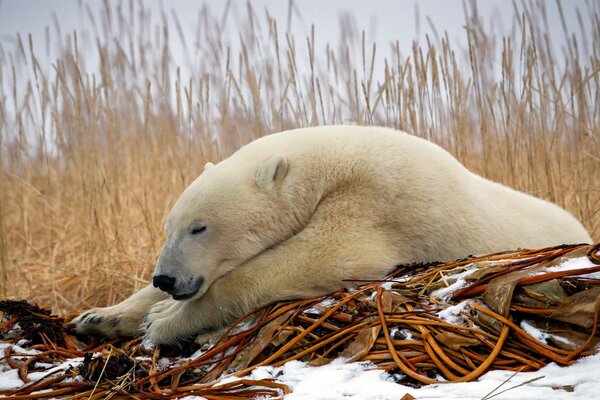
(0, 1, 598, 313)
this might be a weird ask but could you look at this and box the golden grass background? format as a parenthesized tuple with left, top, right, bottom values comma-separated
(0, 2, 598, 313)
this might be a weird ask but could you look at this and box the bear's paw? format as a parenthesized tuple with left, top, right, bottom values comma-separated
(142, 299, 194, 346)
(70, 307, 142, 338)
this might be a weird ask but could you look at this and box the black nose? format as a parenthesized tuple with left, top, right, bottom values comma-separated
(153, 275, 176, 293)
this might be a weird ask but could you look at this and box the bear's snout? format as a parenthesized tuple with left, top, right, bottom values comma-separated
(153, 274, 204, 300)
(153, 274, 176, 293)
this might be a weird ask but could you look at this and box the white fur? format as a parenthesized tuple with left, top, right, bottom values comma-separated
(73, 126, 591, 344)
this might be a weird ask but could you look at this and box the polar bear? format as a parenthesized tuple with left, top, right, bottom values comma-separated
(73, 125, 592, 345)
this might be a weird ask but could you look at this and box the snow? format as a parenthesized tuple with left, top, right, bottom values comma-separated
(0, 354, 83, 390)
(520, 320, 552, 343)
(237, 353, 600, 399)
(3, 343, 597, 400)
(389, 327, 413, 341)
(436, 301, 471, 326)
(430, 268, 478, 301)
(520, 320, 578, 348)
(544, 256, 600, 279)
(430, 255, 600, 302)
(0, 343, 40, 358)
(0, 369, 25, 390)
(301, 298, 338, 317)
(0, 343, 80, 388)
(380, 276, 411, 291)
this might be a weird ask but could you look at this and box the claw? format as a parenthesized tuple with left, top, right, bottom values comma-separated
(88, 316, 104, 325)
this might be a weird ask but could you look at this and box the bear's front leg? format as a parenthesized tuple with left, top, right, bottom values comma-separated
(72, 284, 169, 338)
(143, 218, 400, 346)
(142, 298, 206, 345)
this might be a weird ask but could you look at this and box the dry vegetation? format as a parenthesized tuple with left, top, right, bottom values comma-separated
(0, 1, 598, 313)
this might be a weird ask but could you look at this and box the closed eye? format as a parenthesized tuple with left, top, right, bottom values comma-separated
(190, 225, 207, 235)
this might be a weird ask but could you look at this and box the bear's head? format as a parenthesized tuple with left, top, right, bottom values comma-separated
(152, 153, 308, 301)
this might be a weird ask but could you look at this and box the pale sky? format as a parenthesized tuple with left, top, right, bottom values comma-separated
(0, 0, 594, 141)
(0, 1, 589, 58)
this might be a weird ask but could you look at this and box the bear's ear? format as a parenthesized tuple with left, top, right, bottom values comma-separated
(255, 154, 288, 192)
(203, 162, 215, 172)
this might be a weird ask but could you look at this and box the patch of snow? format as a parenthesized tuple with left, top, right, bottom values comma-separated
(380, 276, 411, 291)
(157, 357, 171, 370)
(389, 328, 413, 341)
(0, 369, 25, 390)
(181, 348, 206, 361)
(141, 337, 155, 349)
(0, 355, 83, 391)
(239, 352, 600, 399)
(521, 320, 551, 343)
(430, 268, 478, 301)
(27, 358, 83, 381)
(0, 343, 40, 358)
(550, 334, 576, 347)
(302, 298, 338, 317)
(520, 320, 577, 348)
(545, 256, 600, 279)
(0, 340, 598, 399)
(437, 301, 471, 326)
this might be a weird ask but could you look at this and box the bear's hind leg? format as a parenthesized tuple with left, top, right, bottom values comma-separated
(71, 284, 169, 338)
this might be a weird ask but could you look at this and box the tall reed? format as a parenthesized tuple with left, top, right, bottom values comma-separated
(0, 1, 598, 311)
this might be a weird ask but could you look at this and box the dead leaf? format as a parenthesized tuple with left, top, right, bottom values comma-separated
(522, 319, 600, 351)
(381, 291, 412, 313)
(550, 287, 600, 329)
(483, 263, 546, 316)
(338, 326, 381, 362)
(400, 394, 416, 400)
(512, 292, 546, 307)
(552, 385, 575, 392)
(466, 261, 514, 281)
(475, 311, 504, 333)
(307, 357, 332, 367)
(433, 331, 481, 350)
(520, 279, 567, 306)
(271, 328, 294, 347)
(228, 310, 294, 372)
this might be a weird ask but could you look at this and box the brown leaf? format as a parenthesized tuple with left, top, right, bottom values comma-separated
(338, 326, 381, 362)
(483, 263, 546, 316)
(521, 319, 600, 351)
(381, 291, 412, 313)
(552, 385, 575, 392)
(466, 261, 513, 281)
(512, 292, 546, 307)
(550, 287, 600, 329)
(520, 279, 567, 306)
(400, 394, 416, 400)
(271, 328, 294, 347)
(433, 331, 481, 350)
(482, 247, 594, 315)
(307, 357, 332, 367)
(475, 311, 504, 333)
(228, 310, 294, 372)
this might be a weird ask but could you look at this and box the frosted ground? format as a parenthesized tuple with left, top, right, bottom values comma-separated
(1, 344, 598, 399)
(1, 254, 598, 399)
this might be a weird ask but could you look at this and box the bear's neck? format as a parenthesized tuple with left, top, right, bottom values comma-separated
(285, 147, 371, 213)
